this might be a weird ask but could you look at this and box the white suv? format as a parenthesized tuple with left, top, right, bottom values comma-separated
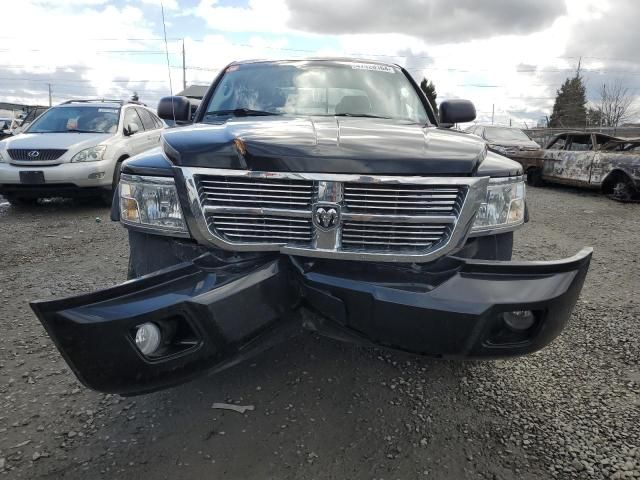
(0, 100, 164, 205)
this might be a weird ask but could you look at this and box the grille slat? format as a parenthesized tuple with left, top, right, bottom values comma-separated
(199, 180, 313, 189)
(344, 204, 455, 211)
(8, 149, 67, 161)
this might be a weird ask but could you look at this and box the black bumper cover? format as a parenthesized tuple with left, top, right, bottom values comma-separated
(31, 249, 592, 395)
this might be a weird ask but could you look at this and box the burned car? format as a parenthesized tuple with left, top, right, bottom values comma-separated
(514, 131, 640, 201)
(30, 59, 592, 396)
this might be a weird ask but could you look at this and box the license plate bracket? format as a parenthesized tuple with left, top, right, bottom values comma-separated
(19, 171, 45, 184)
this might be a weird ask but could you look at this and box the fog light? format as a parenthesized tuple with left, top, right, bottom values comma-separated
(135, 322, 161, 355)
(503, 310, 536, 331)
(88, 172, 105, 179)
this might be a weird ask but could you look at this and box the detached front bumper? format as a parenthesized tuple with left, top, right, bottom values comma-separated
(31, 249, 592, 395)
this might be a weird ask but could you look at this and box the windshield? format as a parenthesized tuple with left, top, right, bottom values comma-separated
(27, 106, 120, 134)
(484, 127, 531, 142)
(204, 61, 429, 124)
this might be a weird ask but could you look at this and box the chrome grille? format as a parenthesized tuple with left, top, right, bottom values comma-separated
(343, 183, 465, 215)
(197, 176, 314, 210)
(186, 168, 489, 262)
(341, 221, 451, 251)
(8, 149, 67, 161)
(207, 214, 312, 245)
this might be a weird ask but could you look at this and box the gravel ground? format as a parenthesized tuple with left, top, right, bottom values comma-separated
(0, 186, 638, 479)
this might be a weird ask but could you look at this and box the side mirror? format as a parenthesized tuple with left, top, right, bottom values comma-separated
(157, 96, 192, 122)
(124, 123, 139, 136)
(439, 100, 476, 125)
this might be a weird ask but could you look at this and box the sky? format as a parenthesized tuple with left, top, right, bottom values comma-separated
(1, 0, 640, 127)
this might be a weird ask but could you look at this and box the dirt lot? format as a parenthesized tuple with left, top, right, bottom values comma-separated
(0, 186, 638, 480)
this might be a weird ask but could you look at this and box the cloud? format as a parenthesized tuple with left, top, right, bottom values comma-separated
(284, 0, 566, 43)
(196, 0, 290, 34)
(565, 0, 640, 63)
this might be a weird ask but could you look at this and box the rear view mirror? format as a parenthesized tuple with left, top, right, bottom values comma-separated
(157, 96, 192, 123)
(440, 100, 476, 125)
(124, 123, 139, 136)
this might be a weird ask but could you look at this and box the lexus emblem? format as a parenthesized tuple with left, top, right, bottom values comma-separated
(313, 204, 340, 230)
(27, 150, 40, 158)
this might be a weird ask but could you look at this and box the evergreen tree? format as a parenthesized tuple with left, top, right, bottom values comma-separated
(549, 64, 587, 128)
(420, 78, 438, 116)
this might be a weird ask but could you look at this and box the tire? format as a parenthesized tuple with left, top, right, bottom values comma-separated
(526, 168, 544, 187)
(127, 255, 137, 280)
(6, 194, 38, 206)
(100, 159, 125, 206)
(610, 173, 637, 202)
(112, 159, 124, 190)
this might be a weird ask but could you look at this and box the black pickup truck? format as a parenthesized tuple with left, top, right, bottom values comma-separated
(31, 59, 592, 396)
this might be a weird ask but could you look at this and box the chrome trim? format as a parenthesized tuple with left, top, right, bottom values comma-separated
(121, 221, 192, 238)
(467, 221, 525, 237)
(179, 167, 490, 263)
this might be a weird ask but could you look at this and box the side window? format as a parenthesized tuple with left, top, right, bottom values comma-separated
(548, 135, 567, 150)
(594, 135, 612, 150)
(567, 135, 593, 151)
(136, 108, 156, 131)
(123, 108, 143, 132)
(152, 113, 164, 129)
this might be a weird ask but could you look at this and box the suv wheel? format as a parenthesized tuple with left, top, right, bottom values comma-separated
(6, 194, 38, 206)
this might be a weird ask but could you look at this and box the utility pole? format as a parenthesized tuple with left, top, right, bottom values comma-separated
(491, 104, 494, 125)
(182, 38, 186, 91)
(47, 83, 52, 107)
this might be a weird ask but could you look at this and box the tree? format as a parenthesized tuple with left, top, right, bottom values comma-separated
(595, 80, 636, 127)
(586, 107, 603, 127)
(420, 78, 438, 116)
(549, 64, 587, 128)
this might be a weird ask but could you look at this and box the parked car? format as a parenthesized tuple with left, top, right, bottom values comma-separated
(0, 99, 164, 205)
(465, 125, 541, 156)
(30, 59, 591, 395)
(11, 106, 48, 135)
(512, 131, 640, 202)
(0, 117, 12, 140)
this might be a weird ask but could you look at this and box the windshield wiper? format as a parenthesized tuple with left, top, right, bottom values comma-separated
(334, 113, 392, 119)
(65, 129, 103, 133)
(205, 108, 280, 118)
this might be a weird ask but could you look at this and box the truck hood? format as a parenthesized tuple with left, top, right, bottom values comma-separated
(162, 117, 487, 175)
(1, 132, 112, 151)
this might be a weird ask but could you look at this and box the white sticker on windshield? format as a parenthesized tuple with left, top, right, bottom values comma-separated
(351, 63, 395, 73)
(98, 108, 119, 113)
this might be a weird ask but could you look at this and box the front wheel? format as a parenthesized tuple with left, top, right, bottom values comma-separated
(526, 168, 544, 187)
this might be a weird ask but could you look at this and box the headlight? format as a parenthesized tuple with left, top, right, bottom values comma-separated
(488, 144, 508, 156)
(119, 174, 188, 236)
(0, 149, 8, 163)
(471, 177, 525, 234)
(71, 145, 106, 162)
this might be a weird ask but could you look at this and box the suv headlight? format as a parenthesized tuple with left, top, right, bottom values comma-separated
(488, 144, 508, 156)
(471, 177, 525, 234)
(0, 149, 8, 163)
(119, 174, 188, 236)
(71, 145, 106, 162)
